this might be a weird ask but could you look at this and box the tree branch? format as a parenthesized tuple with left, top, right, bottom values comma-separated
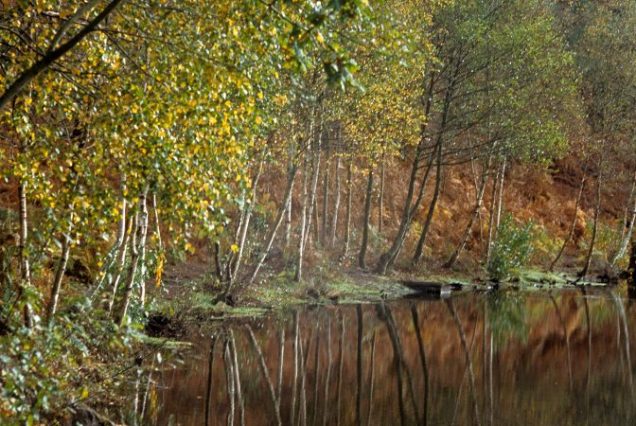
(0, 0, 127, 110)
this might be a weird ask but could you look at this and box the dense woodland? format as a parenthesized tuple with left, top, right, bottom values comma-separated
(1, 0, 636, 423)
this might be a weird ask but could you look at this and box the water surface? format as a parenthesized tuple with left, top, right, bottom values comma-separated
(139, 288, 636, 425)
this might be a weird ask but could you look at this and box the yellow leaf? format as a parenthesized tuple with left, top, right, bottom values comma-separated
(155, 254, 165, 288)
(315, 31, 325, 45)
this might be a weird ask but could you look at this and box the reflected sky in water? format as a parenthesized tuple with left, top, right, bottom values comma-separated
(136, 288, 636, 425)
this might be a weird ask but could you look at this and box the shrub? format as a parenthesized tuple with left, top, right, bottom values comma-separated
(488, 214, 535, 282)
(530, 224, 562, 266)
(0, 300, 136, 424)
(582, 220, 622, 264)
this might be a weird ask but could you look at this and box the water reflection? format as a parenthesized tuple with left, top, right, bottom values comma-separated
(140, 288, 636, 425)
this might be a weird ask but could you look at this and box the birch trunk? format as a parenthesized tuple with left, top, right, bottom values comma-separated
(108, 214, 132, 314)
(229, 330, 245, 426)
(17, 182, 33, 327)
(336, 314, 345, 426)
(116, 190, 149, 325)
(580, 158, 603, 279)
(611, 170, 636, 265)
(374, 143, 435, 274)
(445, 157, 492, 268)
(366, 332, 376, 426)
(303, 135, 322, 253)
(356, 305, 363, 426)
(46, 214, 73, 323)
(411, 58, 460, 265)
(151, 192, 163, 251)
(342, 158, 354, 260)
(378, 155, 385, 234)
(249, 163, 299, 284)
(229, 155, 265, 289)
(290, 312, 300, 425)
(374, 72, 438, 274)
(494, 158, 507, 240)
(311, 332, 321, 426)
(205, 337, 218, 426)
(411, 305, 429, 425)
(285, 161, 295, 249)
(322, 319, 332, 426)
(447, 299, 481, 425)
(277, 328, 285, 412)
(358, 169, 374, 269)
(246, 326, 283, 425)
(485, 165, 500, 266)
(629, 238, 636, 287)
(224, 340, 236, 426)
(137, 191, 149, 306)
(412, 140, 444, 264)
(295, 156, 310, 283)
(549, 175, 586, 271)
(321, 157, 330, 246)
(92, 195, 127, 299)
(331, 156, 341, 247)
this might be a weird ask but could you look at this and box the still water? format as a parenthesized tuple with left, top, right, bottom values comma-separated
(139, 288, 636, 425)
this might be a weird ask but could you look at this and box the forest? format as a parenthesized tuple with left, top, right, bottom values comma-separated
(1, 0, 636, 424)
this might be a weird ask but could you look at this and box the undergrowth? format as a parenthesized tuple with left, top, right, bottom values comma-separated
(0, 298, 140, 425)
(488, 214, 535, 282)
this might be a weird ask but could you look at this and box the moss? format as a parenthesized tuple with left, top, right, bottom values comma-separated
(137, 334, 193, 349)
(246, 271, 309, 307)
(493, 268, 612, 291)
(189, 291, 270, 318)
(321, 274, 414, 303)
(240, 270, 416, 308)
(518, 269, 570, 285)
(189, 291, 220, 310)
(212, 304, 270, 318)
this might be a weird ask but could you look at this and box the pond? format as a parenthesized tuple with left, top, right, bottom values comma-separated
(137, 288, 636, 425)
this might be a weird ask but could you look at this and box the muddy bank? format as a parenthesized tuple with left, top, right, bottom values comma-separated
(147, 263, 619, 339)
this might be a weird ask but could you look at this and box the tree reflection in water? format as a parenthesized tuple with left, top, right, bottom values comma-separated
(140, 289, 636, 425)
